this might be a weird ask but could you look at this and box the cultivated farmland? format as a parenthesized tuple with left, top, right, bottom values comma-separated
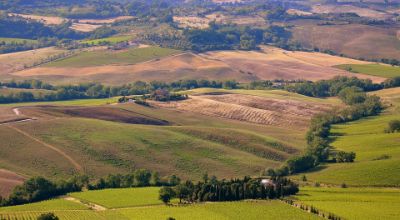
(0, 187, 322, 220)
(294, 187, 400, 220)
(0, 88, 336, 183)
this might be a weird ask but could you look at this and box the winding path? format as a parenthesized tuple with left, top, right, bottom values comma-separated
(3, 107, 83, 173)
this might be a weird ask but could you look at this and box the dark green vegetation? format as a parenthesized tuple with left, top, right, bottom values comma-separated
(159, 176, 298, 204)
(153, 22, 292, 52)
(285, 76, 391, 98)
(0, 79, 235, 103)
(0, 14, 84, 40)
(0, 176, 85, 206)
(0, 169, 179, 207)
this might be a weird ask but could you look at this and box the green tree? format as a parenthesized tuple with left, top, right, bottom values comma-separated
(159, 186, 175, 204)
(174, 184, 191, 203)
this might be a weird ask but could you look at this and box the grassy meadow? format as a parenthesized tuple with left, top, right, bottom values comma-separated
(81, 36, 132, 45)
(294, 187, 400, 220)
(44, 46, 180, 67)
(294, 88, 400, 186)
(335, 64, 400, 78)
(0, 199, 87, 212)
(69, 187, 163, 208)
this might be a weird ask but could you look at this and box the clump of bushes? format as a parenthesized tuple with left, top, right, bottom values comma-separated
(385, 120, 400, 133)
(37, 212, 59, 220)
(150, 89, 188, 102)
(334, 151, 356, 163)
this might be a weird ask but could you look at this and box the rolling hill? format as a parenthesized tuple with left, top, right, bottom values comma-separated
(7, 46, 388, 85)
(0, 89, 340, 196)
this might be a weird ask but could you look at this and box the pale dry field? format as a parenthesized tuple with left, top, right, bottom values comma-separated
(70, 23, 102, 32)
(286, 9, 313, 16)
(78, 16, 134, 24)
(202, 47, 386, 82)
(11, 47, 388, 84)
(0, 47, 67, 74)
(8, 13, 66, 25)
(311, 4, 390, 19)
(173, 16, 210, 29)
(152, 93, 334, 129)
(11, 53, 250, 84)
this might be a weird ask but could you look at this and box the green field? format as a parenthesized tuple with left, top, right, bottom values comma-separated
(0, 97, 119, 107)
(81, 36, 132, 45)
(335, 64, 400, 78)
(45, 46, 180, 67)
(0, 199, 87, 212)
(69, 187, 162, 208)
(118, 201, 320, 220)
(294, 187, 400, 220)
(0, 37, 38, 45)
(294, 88, 400, 186)
(0, 189, 321, 220)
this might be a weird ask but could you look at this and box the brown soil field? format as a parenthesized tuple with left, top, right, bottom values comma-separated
(26, 106, 170, 125)
(0, 169, 25, 197)
(8, 13, 66, 25)
(151, 93, 334, 129)
(78, 16, 134, 24)
(70, 23, 102, 32)
(311, 4, 390, 20)
(291, 22, 400, 60)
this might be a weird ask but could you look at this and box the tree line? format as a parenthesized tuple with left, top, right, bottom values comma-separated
(266, 84, 383, 176)
(159, 175, 299, 204)
(0, 169, 181, 207)
(286, 76, 400, 98)
(0, 79, 238, 104)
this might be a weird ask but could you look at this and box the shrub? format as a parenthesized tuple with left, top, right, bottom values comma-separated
(335, 151, 356, 163)
(385, 120, 400, 133)
(37, 213, 59, 220)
